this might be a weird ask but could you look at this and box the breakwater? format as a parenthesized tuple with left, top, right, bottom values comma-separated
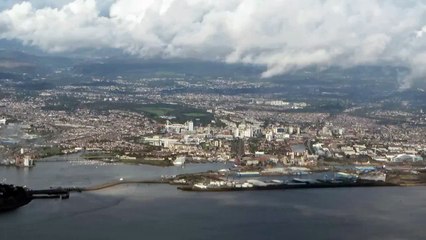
(79, 179, 167, 192)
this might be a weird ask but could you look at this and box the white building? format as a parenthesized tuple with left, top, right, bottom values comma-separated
(265, 131, 274, 141)
(392, 154, 423, 162)
(267, 100, 290, 106)
(0, 118, 6, 125)
(165, 120, 195, 133)
(243, 127, 253, 138)
(187, 121, 194, 132)
(23, 156, 34, 167)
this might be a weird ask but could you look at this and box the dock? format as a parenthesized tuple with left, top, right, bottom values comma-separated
(177, 180, 399, 192)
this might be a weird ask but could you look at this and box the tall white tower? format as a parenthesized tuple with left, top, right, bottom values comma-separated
(187, 121, 194, 132)
(234, 127, 240, 138)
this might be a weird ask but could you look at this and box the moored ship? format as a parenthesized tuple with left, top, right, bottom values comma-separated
(358, 172, 386, 182)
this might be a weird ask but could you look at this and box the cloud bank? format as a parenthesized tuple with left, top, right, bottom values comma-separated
(0, 0, 426, 86)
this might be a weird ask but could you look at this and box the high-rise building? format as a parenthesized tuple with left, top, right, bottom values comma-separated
(234, 127, 240, 138)
(187, 121, 194, 132)
(244, 127, 253, 138)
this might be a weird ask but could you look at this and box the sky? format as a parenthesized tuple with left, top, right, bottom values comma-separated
(0, 0, 425, 87)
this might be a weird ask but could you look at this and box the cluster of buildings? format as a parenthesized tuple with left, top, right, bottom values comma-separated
(0, 147, 35, 167)
(0, 73, 425, 169)
(253, 100, 308, 109)
(0, 93, 425, 168)
(330, 144, 424, 163)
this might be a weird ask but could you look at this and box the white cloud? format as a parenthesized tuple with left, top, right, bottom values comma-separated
(0, 0, 426, 87)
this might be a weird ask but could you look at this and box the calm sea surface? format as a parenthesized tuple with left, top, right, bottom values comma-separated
(1, 156, 426, 240)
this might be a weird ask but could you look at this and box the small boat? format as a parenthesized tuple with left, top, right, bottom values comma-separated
(173, 156, 186, 166)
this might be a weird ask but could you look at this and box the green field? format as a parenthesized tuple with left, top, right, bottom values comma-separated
(83, 101, 214, 124)
(138, 106, 174, 116)
(183, 112, 209, 117)
(138, 103, 213, 124)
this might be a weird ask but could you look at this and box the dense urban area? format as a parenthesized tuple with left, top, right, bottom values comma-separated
(1, 50, 426, 189)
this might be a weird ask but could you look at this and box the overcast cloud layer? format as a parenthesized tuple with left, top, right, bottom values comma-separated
(0, 0, 426, 87)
